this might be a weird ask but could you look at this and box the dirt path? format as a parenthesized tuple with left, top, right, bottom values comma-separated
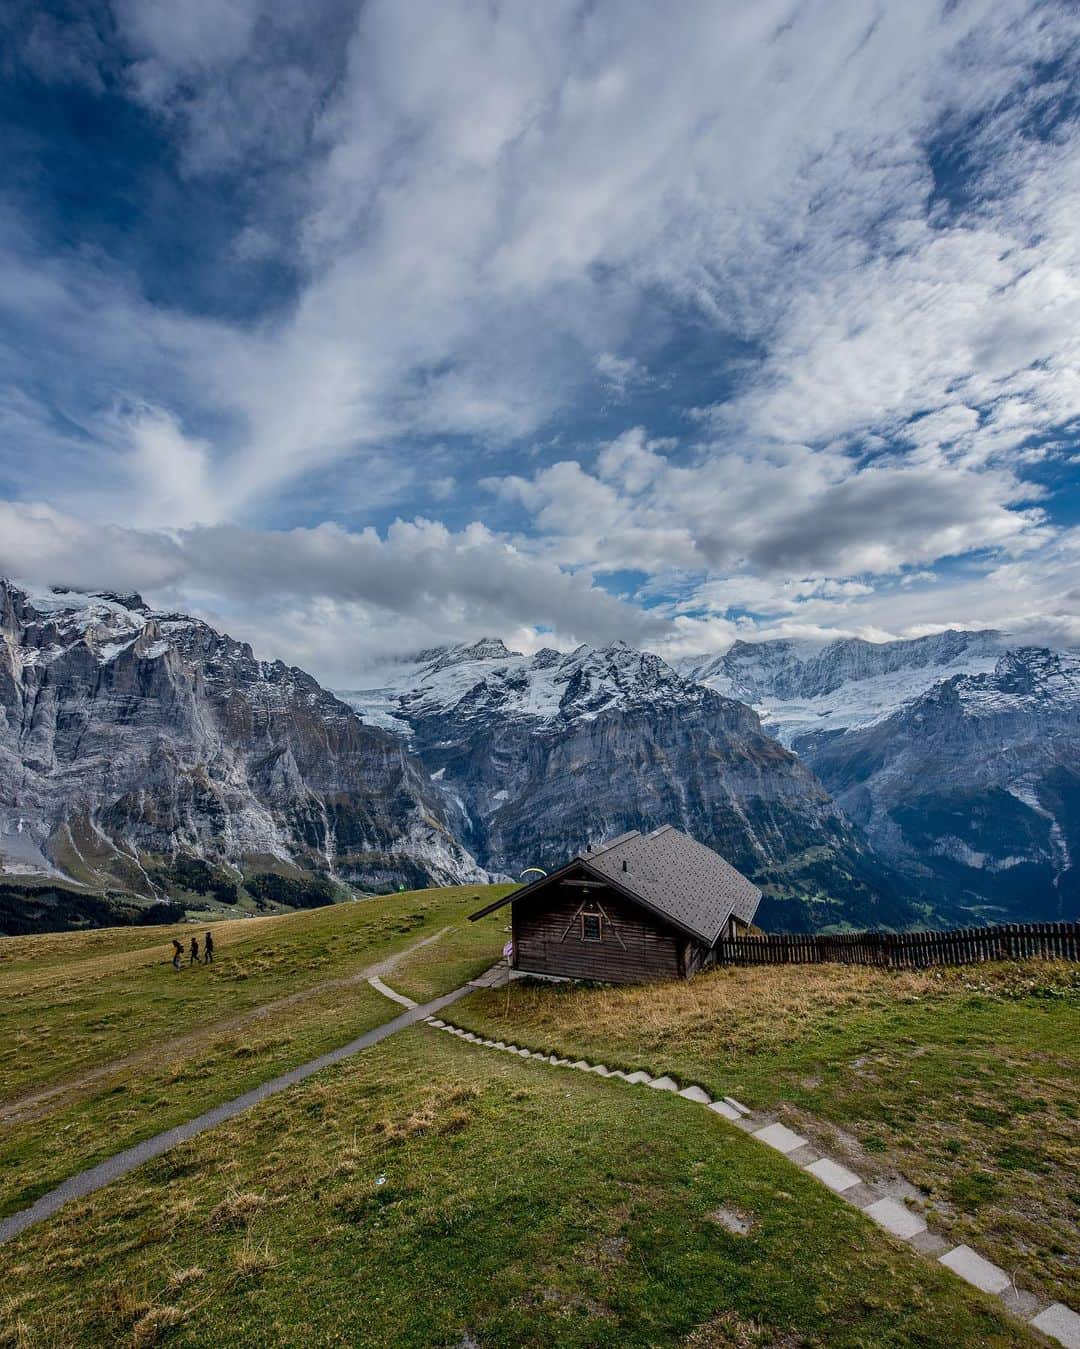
(0, 926, 452, 1127)
(0, 982, 474, 1246)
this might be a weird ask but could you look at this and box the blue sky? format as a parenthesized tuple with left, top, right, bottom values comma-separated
(1, 0, 1079, 681)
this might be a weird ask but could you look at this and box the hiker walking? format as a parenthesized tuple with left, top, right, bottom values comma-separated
(189, 935, 201, 966)
(171, 939, 183, 971)
(204, 930, 214, 964)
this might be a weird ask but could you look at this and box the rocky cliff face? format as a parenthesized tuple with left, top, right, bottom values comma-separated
(0, 580, 484, 900)
(799, 649, 1080, 922)
(343, 640, 921, 931)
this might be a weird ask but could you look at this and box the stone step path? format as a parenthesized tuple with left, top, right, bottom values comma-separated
(426, 1017, 1080, 1349)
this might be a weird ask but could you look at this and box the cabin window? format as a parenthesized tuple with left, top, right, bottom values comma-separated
(581, 910, 602, 942)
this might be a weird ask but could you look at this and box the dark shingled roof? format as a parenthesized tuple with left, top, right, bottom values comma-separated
(470, 824, 760, 944)
(584, 825, 760, 943)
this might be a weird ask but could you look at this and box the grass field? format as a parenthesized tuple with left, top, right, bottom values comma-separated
(0, 884, 512, 1103)
(0, 886, 512, 1220)
(0, 1027, 1035, 1348)
(453, 959, 1080, 1309)
(0, 892, 1074, 1345)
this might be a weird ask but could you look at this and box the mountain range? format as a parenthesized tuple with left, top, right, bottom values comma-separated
(2, 577, 1076, 933)
(681, 632, 1078, 922)
(341, 638, 915, 932)
(0, 579, 483, 928)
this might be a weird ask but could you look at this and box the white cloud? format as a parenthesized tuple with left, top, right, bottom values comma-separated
(486, 434, 1049, 577)
(9, 1, 1079, 519)
(0, 506, 667, 680)
(3, 0, 1079, 663)
(118, 406, 216, 528)
(594, 353, 650, 399)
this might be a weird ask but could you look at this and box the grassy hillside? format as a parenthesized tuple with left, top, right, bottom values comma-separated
(0, 885, 512, 1100)
(454, 959, 1080, 1309)
(0, 892, 1073, 1345)
(0, 1029, 1031, 1348)
(0, 885, 512, 1219)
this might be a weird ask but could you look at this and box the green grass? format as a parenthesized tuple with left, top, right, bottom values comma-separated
(452, 959, 1080, 1309)
(0, 983, 390, 1219)
(1, 902, 1071, 1344)
(0, 1029, 1034, 1348)
(0, 886, 511, 1220)
(0, 884, 513, 1104)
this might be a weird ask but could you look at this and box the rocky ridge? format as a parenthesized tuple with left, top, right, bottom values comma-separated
(800, 648, 1080, 921)
(343, 639, 921, 931)
(682, 629, 1006, 745)
(0, 580, 485, 906)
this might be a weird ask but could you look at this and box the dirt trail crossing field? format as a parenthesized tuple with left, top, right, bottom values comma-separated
(0, 926, 451, 1127)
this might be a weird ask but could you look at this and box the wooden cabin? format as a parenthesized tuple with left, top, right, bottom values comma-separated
(470, 825, 761, 984)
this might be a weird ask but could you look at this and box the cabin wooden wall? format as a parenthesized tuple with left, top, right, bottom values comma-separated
(512, 881, 687, 983)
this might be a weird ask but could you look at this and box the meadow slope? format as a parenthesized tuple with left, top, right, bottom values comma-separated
(454, 959, 1080, 1308)
(0, 886, 512, 1218)
(0, 891, 1074, 1345)
(0, 1028, 1034, 1348)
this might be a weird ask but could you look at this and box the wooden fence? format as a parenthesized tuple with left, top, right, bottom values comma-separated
(715, 921, 1080, 969)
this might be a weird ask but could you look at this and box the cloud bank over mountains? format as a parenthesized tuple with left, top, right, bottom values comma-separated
(2, 0, 1079, 677)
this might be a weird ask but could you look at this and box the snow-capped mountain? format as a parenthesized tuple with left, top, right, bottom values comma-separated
(798, 648, 1080, 922)
(9, 577, 1072, 933)
(0, 580, 485, 905)
(681, 630, 1006, 746)
(342, 639, 921, 932)
(346, 638, 707, 734)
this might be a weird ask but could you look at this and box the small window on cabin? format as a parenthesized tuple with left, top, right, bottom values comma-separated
(581, 910, 602, 942)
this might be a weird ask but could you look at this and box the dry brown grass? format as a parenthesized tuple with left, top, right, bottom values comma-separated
(0, 1305, 33, 1349)
(683, 1309, 801, 1347)
(371, 1082, 481, 1143)
(229, 1235, 276, 1284)
(206, 1189, 267, 1231)
(469, 959, 1076, 1064)
(129, 1305, 184, 1348)
(162, 1266, 204, 1297)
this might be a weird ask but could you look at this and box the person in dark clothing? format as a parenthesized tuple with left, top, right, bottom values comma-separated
(189, 935, 201, 965)
(171, 939, 183, 971)
(204, 930, 214, 963)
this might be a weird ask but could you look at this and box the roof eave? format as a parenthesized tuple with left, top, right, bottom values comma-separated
(467, 855, 590, 921)
(705, 887, 762, 945)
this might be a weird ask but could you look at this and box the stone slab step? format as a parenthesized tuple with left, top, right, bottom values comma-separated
(707, 1100, 742, 1121)
(939, 1245, 1011, 1295)
(678, 1085, 712, 1105)
(864, 1198, 926, 1240)
(648, 1076, 679, 1092)
(753, 1122, 808, 1154)
(805, 1158, 862, 1193)
(1030, 1303, 1080, 1349)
